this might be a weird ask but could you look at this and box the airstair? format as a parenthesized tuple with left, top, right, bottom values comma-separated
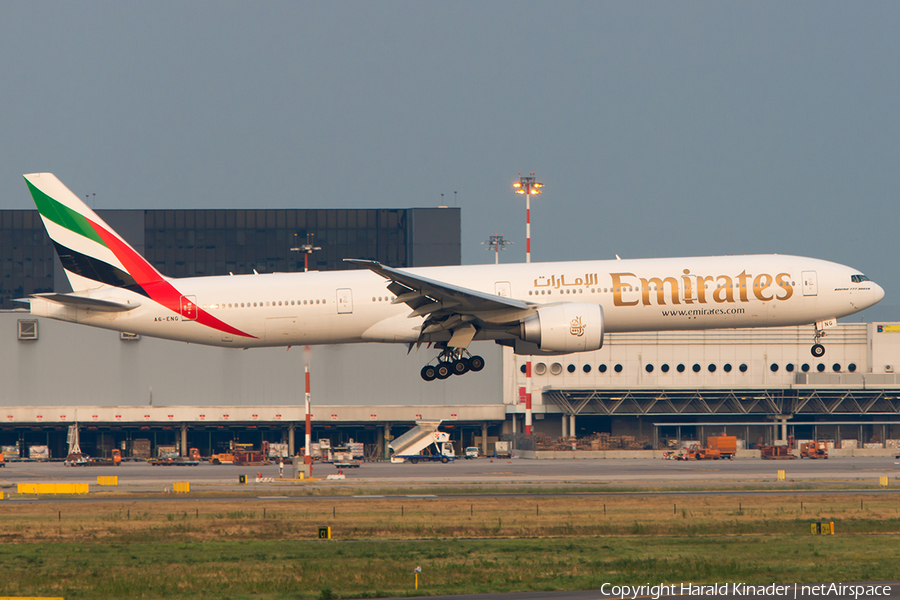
(389, 420, 444, 463)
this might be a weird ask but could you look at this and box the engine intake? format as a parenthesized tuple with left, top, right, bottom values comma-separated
(519, 303, 604, 353)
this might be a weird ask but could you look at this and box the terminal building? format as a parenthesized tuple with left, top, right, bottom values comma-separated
(2, 207, 900, 460)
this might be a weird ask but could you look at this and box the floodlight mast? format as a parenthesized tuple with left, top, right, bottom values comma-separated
(512, 173, 543, 264)
(291, 233, 322, 272)
(482, 233, 513, 264)
(513, 173, 543, 437)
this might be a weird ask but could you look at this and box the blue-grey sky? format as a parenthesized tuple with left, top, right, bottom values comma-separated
(2, 2, 897, 319)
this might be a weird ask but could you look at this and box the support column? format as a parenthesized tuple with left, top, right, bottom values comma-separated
(481, 422, 488, 456)
(569, 414, 576, 438)
(561, 414, 568, 438)
(511, 413, 517, 434)
(288, 423, 296, 457)
(181, 423, 188, 457)
(383, 422, 391, 460)
(781, 418, 788, 445)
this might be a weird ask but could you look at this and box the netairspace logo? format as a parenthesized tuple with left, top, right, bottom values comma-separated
(599, 583, 892, 599)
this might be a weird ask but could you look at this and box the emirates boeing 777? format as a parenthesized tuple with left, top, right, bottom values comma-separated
(22, 173, 884, 381)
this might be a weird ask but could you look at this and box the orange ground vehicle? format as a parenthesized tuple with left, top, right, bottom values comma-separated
(675, 436, 737, 460)
(706, 435, 737, 459)
(800, 441, 828, 459)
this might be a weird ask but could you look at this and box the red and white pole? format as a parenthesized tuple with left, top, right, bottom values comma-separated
(305, 365, 312, 467)
(525, 359, 533, 435)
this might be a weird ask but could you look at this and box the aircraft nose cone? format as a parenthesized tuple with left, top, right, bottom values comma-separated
(873, 282, 886, 305)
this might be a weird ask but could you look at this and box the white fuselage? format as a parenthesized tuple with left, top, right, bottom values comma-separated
(29, 254, 883, 349)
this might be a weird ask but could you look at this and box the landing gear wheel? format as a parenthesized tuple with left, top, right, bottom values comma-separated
(469, 355, 485, 372)
(435, 363, 452, 379)
(452, 359, 470, 375)
(421, 365, 437, 381)
(811, 343, 825, 358)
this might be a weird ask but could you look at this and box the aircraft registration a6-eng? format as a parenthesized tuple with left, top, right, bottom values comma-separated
(22, 173, 884, 381)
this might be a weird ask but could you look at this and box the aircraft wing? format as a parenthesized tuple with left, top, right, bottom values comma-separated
(344, 259, 533, 343)
(27, 293, 141, 313)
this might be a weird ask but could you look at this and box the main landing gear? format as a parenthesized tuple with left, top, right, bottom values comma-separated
(420, 348, 485, 381)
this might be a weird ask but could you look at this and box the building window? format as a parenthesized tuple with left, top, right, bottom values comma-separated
(723, 363, 732, 373)
(801, 363, 810, 372)
(550, 363, 563, 375)
(817, 363, 826, 372)
(661, 364, 670, 373)
(786, 363, 794, 372)
(739, 364, 748, 373)
(582, 364, 591, 374)
(598, 364, 607, 373)
(848, 363, 857, 373)
(614, 364, 623, 373)
(677, 364, 686, 373)
(708, 364, 716, 373)
(692, 364, 701, 373)
(534, 363, 547, 376)
(832, 363, 841, 372)
(17, 319, 38, 340)
(770, 363, 779, 372)
(645, 364, 654, 373)
(567, 364, 576, 373)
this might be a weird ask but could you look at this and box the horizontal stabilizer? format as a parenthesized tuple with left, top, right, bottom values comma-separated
(29, 293, 141, 313)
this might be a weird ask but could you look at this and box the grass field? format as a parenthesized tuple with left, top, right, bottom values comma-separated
(1, 493, 899, 599)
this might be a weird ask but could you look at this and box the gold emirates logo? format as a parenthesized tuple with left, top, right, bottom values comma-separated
(570, 316, 586, 337)
(610, 269, 794, 307)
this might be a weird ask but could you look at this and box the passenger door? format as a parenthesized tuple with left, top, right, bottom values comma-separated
(801, 271, 818, 296)
(336, 288, 353, 314)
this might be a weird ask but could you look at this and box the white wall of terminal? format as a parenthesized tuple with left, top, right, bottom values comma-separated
(0, 312, 503, 424)
(505, 322, 900, 435)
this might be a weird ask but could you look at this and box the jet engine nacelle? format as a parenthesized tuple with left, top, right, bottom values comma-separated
(519, 303, 604, 353)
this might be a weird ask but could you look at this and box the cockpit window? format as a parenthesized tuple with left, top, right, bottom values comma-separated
(851, 274, 870, 283)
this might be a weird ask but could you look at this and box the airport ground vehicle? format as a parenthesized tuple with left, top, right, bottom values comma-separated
(800, 441, 829, 459)
(465, 447, 479, 459)
(149, 448, 202, 466)
(211, 442, 270, 465)
(675, 436, 737, 460)
(66, 448, 122, 466)
(389, 421, 456, 464)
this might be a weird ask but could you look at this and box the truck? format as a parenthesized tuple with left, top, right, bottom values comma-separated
(149, 448, 202, 466)
(210, 441, 269, 465)
(494, 441, 511, 459)
(706, 435, 737, 459)
(66, 448, 122, 467)
(674, 436, 737, 460)
(389, 420, 456, 464)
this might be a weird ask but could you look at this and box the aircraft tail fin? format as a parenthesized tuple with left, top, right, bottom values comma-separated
(23, 173, 165, 295)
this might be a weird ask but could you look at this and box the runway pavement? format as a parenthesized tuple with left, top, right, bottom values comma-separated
(1, 455, 898, 494)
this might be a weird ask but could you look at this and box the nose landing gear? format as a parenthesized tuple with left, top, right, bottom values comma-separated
(420, 348, 485, 381)
(811, 323, 827, 357)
